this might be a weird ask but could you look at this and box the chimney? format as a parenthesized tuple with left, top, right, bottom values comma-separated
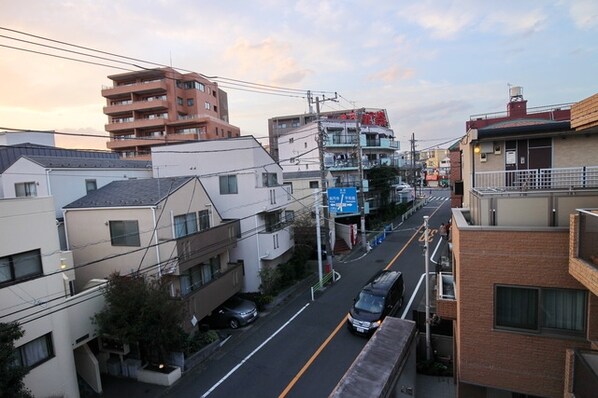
(507, 86, 527, 118)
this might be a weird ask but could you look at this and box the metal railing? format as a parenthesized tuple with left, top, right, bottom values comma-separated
(474, 166, 598, 192)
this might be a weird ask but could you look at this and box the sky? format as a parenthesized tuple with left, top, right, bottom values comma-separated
(0, 0, 597, 152)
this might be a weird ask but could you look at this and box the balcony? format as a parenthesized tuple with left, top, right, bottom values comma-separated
(474, 166, 598, 192)
(570, 209, 598, 296)
(101, 79, 168, 98)
(258, 225, 293, 260)
(569, 349, 598, 398)
(105, 117, 167, 133)
(103, 99, 168, 115)
(175, 219, 240, 274)
(361, 135, 400, 150)
(436, 272, 456, 321)
(469, 166, 598, 227)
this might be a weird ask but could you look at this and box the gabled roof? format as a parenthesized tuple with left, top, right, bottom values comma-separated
(0, 143, 118, 174)
(64, 176, 194, 209)
(20, 155, 151, 169)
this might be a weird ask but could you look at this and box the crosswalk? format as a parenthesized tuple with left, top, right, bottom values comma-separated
(426, 196, 449, 202)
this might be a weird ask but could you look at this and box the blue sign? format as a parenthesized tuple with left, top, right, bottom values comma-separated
(327, 187, 358, 214)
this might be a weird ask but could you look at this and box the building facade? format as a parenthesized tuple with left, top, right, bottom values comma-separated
(101, 67, 241, 159)
(151, 136, 294, 292)
(438, 90, 598, 397)
(0, 197, 79, 397)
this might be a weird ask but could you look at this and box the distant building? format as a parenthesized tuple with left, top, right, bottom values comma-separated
(101, 67, 241, 159)
(438, 88, 598, 397)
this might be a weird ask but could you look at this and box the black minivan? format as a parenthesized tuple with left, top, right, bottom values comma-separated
(347, 270, 405, 336)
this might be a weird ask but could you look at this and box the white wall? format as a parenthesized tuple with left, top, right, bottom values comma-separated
(151, 137, 294, 292)
(2, 157, 152, 217)
(0, 197, 79, 398)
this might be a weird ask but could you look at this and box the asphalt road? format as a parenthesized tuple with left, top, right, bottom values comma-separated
(164, 190, 451, 398)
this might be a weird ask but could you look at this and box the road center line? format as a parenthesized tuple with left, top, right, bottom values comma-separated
(278, 316, 346, 398)
(201, 302, 311, 398)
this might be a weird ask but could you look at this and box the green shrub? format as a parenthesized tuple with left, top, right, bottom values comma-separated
(183, 330, 219, 357)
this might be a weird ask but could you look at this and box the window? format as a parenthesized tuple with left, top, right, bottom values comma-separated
(219, 175, 238, 194)
(495, 285, 586, 335)
(227, 131, 232, 138)
(174, 213, 198, 238)
(187, 98, 194, 106)
(15, 182, 37, 197)
(179, 256, 220, 295)
(285, 210, 295, 223)
(262, 172, 278, 187)
(309, 181, 319, 189)
(198, 210, 210, 231)
(109, 220, 141, 246)
(283, 182, 293, 200)
(13, 333, 54, 369)
(85, 179, 97, 193)
(177, 97, 183, 105)
(0, 249, 42, 285)
(214, 105, 218, 112)
(205, 102, 211, 110)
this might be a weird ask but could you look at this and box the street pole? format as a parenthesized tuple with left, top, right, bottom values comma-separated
(315, 95, 336, 279)
(356, 108, 367, 252)
(423, 215, 432, 361)
(314, 189, 323, 286)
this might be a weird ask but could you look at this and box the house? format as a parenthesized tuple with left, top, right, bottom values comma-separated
(63, 176, 242, 329)
(0, 196, 79, 397)
(437, 89, 598, 397)
(101, 67, 241, 159)
(0, 136, 120, 198)
(150, 136, 294, 292)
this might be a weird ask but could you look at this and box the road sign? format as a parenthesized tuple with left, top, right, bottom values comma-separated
(327, 187, 358, 214)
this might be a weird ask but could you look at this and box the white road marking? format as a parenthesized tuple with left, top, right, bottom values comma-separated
(201, 302, 311, 397)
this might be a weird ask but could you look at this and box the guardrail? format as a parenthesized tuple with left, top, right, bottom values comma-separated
(311, 271, 341, 301)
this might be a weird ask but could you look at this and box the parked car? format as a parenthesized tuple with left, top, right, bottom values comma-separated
(346, 270, 404, 336)
(205, 296, 258, 329)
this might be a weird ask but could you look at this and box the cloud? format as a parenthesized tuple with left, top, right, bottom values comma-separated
(225, 38, 312, 85)
(567, 0, 598, 29)
(367, 65, 415, 83)
(398, 2, 475, 39)
(481, 9, 547, 36)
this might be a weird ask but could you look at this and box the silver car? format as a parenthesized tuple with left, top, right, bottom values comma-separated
(208, 296, 258, 329)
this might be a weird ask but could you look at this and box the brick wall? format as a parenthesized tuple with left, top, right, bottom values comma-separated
(454, 226, 592, 397)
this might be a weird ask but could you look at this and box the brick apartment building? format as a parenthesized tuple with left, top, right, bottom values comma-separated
(439, 89, 598, 397)
(101, 67, 241, 159)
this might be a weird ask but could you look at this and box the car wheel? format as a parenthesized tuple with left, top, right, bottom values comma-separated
(229, 318, 240, 329)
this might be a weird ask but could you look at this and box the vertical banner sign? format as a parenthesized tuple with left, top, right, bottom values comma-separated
(327, 187, 358, 214)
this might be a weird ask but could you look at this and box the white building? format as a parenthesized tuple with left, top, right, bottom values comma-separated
(151, 136, 294, 292)
(0, 197, 79, 397)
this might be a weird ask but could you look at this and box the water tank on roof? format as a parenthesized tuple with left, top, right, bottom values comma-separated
(509, 86, 523, 101)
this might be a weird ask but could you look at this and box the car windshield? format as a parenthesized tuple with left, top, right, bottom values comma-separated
(354, 291, 385, 314)
(224, 297, 243, 309)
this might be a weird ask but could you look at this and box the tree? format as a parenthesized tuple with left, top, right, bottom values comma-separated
(368, 165, 400, 213)
(93, 273, 186, 364)
(0, 322, 33, 398)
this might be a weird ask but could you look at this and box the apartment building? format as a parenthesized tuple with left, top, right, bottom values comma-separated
(0, 197, 79, 397)
(276, 109, 401, 213)
(63, 176, 242, 329)
(101, 67, 241, 159)
(151, 136, 294, 292)
(438, 89, 598, 397)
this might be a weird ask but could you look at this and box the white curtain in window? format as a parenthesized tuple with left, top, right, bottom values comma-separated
(13, 251, 41, 279)
(22, 335, 50, 367)
(542, 289, 585, 332)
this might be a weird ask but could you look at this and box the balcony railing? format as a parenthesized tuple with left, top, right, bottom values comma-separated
(578, 209, 598, 267)
(475, 166, 598, 192)
(572, 349, 598, 398)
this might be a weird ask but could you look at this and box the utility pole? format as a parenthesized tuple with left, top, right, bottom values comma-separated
(423, 215, 432, 362)
(356, 108, 367, 252)
(315, 94, 338, 279)
(411, 132, 417, 204)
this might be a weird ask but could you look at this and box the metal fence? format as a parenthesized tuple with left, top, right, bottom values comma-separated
(475, 166, 598, 191)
